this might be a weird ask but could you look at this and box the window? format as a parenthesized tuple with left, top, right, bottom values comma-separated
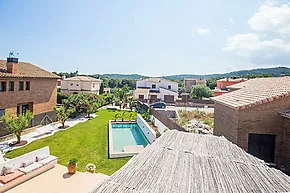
(22, 104, 29, 115)
(19, 81, 24, 91)
(17, 103, 33, 115)
(168, 85, 172, 90)
(139, 95, 144, 99)
(0, 109, 5, 117)
(76, 84, 79, 86)
(70, 83, 73, 86)
(152, 84, 156, 89)
(8, 81, 14, 91)
(26, 81, 30, 90)
(0, 81, 6, 92)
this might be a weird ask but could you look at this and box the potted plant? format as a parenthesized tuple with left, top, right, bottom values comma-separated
(68, 158, 78, 174)
(86, 163, 96, 173)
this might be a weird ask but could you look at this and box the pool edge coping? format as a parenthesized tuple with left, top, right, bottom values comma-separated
(108, 120, 147, 159)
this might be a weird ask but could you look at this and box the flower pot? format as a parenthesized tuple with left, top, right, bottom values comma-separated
(88, 169, 95, 174)
(68, 163, 77, 174)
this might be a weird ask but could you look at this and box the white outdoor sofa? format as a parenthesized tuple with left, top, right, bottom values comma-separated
(0, 146, 58, 193)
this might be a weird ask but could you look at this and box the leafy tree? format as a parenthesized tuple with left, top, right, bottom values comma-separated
(1, 111, 34, 144)
(63, 93, 102, 117)
(109, 79, 119, 88)
(57, 92, 70, 104)
(102, 93, 113, 105)
(206, 78, 219, 89)
(54, 106, 75, 128)
(84, 100, 99, 118)
(190, 85, 213, 99)
(101, 77, 109, 88)
(99, 83, 104, 94)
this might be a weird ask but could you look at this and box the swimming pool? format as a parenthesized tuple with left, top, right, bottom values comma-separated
(111, 123, 149, 152)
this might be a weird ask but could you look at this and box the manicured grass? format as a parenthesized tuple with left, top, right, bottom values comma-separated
(5, 109, 136, 175)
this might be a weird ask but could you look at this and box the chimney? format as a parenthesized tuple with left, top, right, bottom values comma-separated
(6, 56, 18, 74)
(280, 74, 285, 77)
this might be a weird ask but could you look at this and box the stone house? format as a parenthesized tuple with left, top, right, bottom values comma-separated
(0, 57, 59, 117)
(212, 77, 290, 173)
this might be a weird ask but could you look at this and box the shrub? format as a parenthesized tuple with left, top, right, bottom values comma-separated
(190, 85, 213, 99)
(69, 158, 78, 164)
(57, 92, 69, 104)
(86, 163, 96, 171)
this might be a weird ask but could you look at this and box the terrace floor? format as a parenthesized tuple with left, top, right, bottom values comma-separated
(7, 164, 108, 193)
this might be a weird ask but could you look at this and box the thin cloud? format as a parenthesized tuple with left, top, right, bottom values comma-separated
(197, 28, 210, 35)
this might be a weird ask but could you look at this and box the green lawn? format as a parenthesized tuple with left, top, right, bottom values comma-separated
(5, 109, 135, 175)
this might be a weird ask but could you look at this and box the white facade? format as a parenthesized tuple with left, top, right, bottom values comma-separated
(133, 78, 178, 103)
(61, 76, 102, 94)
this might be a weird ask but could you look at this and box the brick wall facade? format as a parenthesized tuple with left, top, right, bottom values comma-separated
(283, 118, 290, 172)
(214, 96, 290, 168)
(0, 78, 57, 115)
(237, 97, 290, 165)
(214, 102, 239, 144)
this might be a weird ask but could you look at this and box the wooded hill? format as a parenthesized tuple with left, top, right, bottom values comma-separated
(99, 67, 290, 80)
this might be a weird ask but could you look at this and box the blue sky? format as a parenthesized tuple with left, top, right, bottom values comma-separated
(0, 0, 290, 76)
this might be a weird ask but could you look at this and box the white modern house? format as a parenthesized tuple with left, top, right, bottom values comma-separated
(133, 78, 178, 103)
(61, 76, 102, 94)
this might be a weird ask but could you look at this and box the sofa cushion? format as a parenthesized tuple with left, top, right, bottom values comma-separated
(0, 164, 15, 176)
(38, 155, 58, 166)
(18, 163, 42, 174)
(0, 170, 25, 184)
(2, 166, 14, 176)
(35, 154, 48, 162)
(20, 160, 34, 168)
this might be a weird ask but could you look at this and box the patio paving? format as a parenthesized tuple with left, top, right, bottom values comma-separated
(6, 164, 108, 193)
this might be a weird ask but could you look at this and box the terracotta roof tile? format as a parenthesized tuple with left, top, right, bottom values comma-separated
(212, 77, 290, 109)
(0, 59, 59, 79)
(63, 76, 102, 82)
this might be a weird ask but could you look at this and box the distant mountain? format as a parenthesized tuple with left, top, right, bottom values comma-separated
(99, 67, 290, 80)
(162, 67, 290, 80)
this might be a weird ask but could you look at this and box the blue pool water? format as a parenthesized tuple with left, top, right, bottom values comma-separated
(112, 123, 149, 152)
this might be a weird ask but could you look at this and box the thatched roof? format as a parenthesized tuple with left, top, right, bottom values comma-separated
(91, 130, 290, 193)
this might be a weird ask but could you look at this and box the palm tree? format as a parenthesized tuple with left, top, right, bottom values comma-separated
(128, 97, 137, 111)
(120, 111, 126, 122)
(129, 113, 135, 122)
(113, 113, 120, 122)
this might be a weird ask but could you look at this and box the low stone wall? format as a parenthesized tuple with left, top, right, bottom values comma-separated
(136, 114, 156, 143)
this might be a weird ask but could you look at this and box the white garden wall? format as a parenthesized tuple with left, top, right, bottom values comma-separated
(154, 117, 168, 134)
(136, 114, 156, 144)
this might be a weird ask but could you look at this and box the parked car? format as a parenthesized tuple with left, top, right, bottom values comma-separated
(150, 102, 166, 109)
